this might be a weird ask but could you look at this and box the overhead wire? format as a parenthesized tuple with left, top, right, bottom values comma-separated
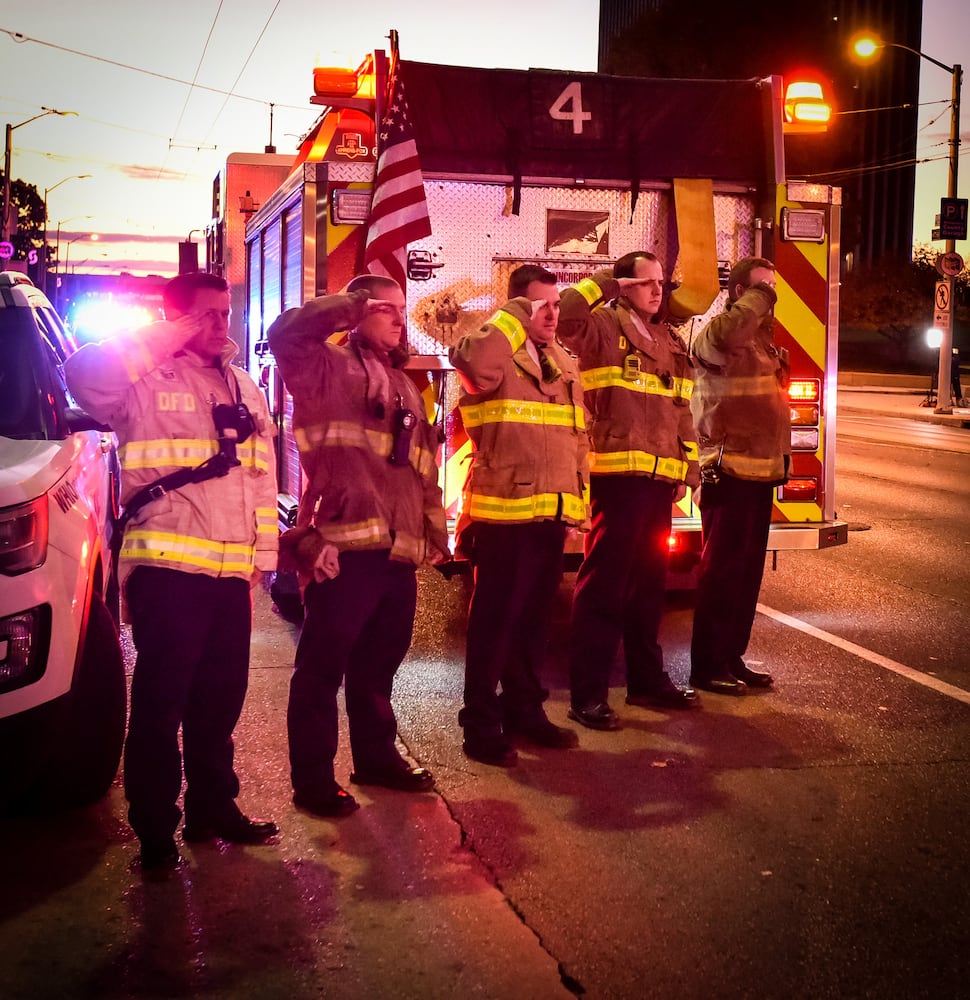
(196, 0, 284, 149)
(0, 25, 307, 112)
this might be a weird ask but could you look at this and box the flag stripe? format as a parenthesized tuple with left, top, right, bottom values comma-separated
(363, 66, 432, 290)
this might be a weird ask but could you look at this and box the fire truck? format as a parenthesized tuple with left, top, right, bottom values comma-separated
(211, 48, 848, 583)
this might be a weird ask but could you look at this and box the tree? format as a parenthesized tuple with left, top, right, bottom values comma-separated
(0, 173, 45, 264)
(840, 245, 970, 368)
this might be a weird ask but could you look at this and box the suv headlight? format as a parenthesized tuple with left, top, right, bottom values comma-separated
(0, 496, 49, 575)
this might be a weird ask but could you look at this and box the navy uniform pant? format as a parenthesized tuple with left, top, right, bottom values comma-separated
(690, 473, 774, 678)
(569, 475, 675, 708)
(124, 567, 252, 845)
(288, 549, 417, 797)
(460, 520, 566, 743)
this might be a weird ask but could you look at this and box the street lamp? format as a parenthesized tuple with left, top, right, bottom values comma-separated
(2, 107, 78, 247)
(853, 35, 963, 413)
(53, 216, 94, 311)
(42, 174, 92, 294)
(59, 232, 98, 313)
(64, 233, 98, 271)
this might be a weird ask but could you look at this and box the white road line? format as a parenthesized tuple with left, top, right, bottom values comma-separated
(756, 603, 970, 706)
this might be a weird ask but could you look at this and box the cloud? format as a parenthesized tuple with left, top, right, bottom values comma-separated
(58, 230, 181, 244)
(118, 163, 191, 182)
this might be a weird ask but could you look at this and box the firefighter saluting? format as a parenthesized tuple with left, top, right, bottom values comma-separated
(64, 271, 279, 872)
(688, 256, 788, 696)
(267, 275, 449, 818)
(450, 264, 589, 768)
(557, 251, 701, 731)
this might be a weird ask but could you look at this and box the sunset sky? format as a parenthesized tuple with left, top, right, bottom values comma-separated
(2, 1, 967, 277)
(1, 1, 599, 276)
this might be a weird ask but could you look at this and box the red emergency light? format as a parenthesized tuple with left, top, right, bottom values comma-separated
(313, 67, 359, 97)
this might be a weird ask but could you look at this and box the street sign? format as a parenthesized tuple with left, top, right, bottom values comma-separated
(934, 279, 952, 328)
(0, 240, 14, 260)
(936, 251, 965, 277)
(940, 197, 968, 240)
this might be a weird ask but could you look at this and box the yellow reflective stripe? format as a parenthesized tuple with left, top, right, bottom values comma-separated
(120, 530, 255, 573)
(255, 506, 277, 536)
(298, 421, 397, 459)
(486, 309, 527, 353)
(460, 399, 585, 430)
(581, 367, 694, 400)
(324, 422, 393, 454)
(238, 437, 271, 472)
(321, 518, 389, 547)
(590, 450, 689, 480)
(390, 531, 424, 563)
(414, 444, 437, 478)
(727, 454, 787, 478)
(574, 277, 602, 307)
(468, 491, 586, 522)
(296, 422, 433, 473)
(120, 438, 215, 470)
(293, 424, 325, 453)
(561, 493, 587, 521)
(707, 374, 781, 398)
(683, 439, 699, 462)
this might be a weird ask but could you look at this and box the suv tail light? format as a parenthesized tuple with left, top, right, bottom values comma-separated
(0, 496, 49, 575)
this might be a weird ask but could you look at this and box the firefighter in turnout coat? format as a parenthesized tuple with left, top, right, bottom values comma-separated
(449, 265, 588, 768)
(64, 271, 279, 871)
(267, 274, 449, 818)
(688, 257, 788, 696)
(557, 252, 700, 732)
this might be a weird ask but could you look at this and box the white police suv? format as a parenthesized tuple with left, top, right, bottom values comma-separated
(0, 272, 125, 813)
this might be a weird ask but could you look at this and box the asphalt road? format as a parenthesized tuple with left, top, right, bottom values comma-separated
(2, 416, 968, 1000)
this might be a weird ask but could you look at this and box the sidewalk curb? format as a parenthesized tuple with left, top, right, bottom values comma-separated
(838, 400, 970, 428)
(838, 372, 970, 428)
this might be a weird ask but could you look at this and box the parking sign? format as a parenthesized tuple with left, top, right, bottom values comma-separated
(940, 197, 968, 241)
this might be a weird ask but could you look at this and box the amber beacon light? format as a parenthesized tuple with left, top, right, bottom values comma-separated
(783, 81, 832, 133)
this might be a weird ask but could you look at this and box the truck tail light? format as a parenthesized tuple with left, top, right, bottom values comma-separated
(0, 496, 49, 575)
(791, 429, 820, 451)
(788, 379, 820, 403)
(790, 403, 820, 425)
(778, 478, 818, 501)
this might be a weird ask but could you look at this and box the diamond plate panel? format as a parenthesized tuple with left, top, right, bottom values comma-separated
(407, 182, 670, 355)
(406, 182, 756, 356)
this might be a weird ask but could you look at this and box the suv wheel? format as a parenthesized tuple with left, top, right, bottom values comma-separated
(23, 593, 127, 811)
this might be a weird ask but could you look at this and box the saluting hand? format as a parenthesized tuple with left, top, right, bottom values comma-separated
(616, 276, 657, 291)
(365, 299, 403, 317)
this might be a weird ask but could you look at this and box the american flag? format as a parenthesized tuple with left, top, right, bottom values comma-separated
(363, 64, 432, 289)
